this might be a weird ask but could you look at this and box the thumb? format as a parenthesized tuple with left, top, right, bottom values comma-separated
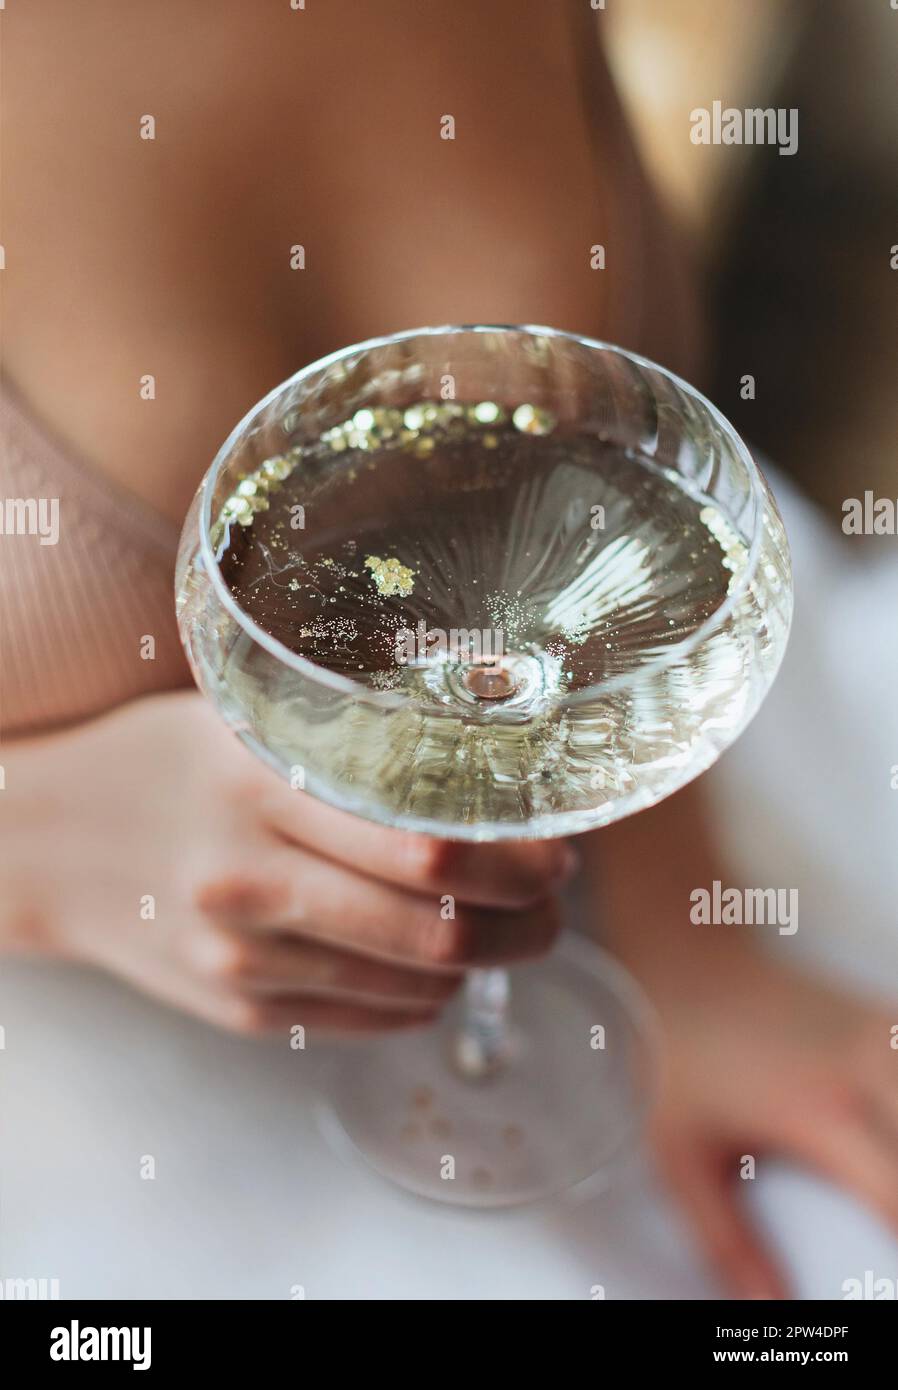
(656, 1122, 789, 1300)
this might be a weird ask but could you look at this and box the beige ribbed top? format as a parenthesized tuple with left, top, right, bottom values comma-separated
(0, 381, 190, 738)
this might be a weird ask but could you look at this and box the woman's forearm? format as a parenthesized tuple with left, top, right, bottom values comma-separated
(580, 779, 761, 996)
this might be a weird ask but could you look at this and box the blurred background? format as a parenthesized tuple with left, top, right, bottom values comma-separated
(606, 0, 897, 514)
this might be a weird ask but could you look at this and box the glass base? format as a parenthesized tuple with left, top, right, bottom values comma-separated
(317, 935, 655, 1209)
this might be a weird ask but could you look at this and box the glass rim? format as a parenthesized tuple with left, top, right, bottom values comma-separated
(198, 323, 768, 711)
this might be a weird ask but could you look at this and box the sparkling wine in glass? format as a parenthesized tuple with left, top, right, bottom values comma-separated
(176, 326, 792, 1206)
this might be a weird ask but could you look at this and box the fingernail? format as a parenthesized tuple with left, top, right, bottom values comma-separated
(746, 1282, 780, 1301)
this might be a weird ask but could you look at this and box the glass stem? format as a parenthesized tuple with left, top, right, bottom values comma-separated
(453, 967, 511, 1079)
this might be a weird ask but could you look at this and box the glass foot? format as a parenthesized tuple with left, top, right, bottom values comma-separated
(317, 934, 655, 1208)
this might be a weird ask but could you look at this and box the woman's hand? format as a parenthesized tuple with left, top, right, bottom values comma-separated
(584, 782, 898, 1300)
(646, 946, 898, 1300)
(1, 690, 571, 1036)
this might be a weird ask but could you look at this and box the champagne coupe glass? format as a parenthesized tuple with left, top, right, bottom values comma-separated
(175, 325, 792, 1207)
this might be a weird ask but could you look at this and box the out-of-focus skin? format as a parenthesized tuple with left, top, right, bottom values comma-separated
(584, 784, 898, 1300)
(1, 0, 701, 527)
(1, 0, 891, 1301)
